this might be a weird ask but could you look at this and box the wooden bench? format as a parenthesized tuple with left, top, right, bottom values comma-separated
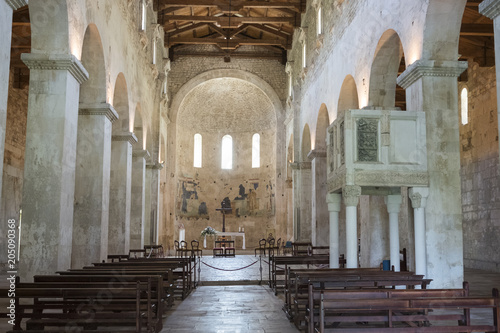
(288, 268, 432, 329)
(57, 263, 193, 300)
(1, 281, 155, 333)
(84, 260, 194, 298)
(33, 273, 172, 309)
(213, 240, 235, 257)
(269, 255, 332, 295)
(315, 285, 499, 332)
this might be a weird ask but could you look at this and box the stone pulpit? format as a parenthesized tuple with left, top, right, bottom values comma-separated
(326, 109, 429, 272)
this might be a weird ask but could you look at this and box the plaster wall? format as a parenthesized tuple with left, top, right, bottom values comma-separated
(460, 62, 500, 271)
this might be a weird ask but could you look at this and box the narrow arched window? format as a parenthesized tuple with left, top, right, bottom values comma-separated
(221, 135, 233, 169)
(302, 42, 307, 68)
(152, 39, 157, 65)
(141, 1, 147, 31)
(193, 133, 202, 168)
(317, 7, 322, 35)
(252, 133, 260, 168)
(461, 87, 468, 125)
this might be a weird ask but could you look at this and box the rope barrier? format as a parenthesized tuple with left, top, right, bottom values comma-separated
(201, 260, 258, 271)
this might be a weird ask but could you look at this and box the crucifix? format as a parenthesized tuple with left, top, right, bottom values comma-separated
(215, 199, 232, 232)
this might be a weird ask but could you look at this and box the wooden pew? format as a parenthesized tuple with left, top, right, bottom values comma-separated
(287, 268, 432, 329)
(1, 281, 155, 333)
(306, 281, 470, 333)
(33, 273, 172, 308)
(86, 257, 195, 298)
(315, 285, 499, 332)
(57, 265, 192, 300)
(269, 255, 333, 295)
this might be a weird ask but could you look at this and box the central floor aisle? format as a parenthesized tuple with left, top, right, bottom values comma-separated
(161, 285, 300, 333)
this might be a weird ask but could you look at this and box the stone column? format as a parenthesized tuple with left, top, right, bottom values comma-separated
(398, 60, 467, 288)
(71, 103, 118, 268)
(130, 149, 149, 249)
(385, 194, 402, 272)
(308, 149, 328, 246)
(147, 162, 163, 244)
(108, 132, 137, 255)
(409, 187, 429, 277)
(19, 53, 88, 280)
(0, 0, 28, 211)
(342, 185, 361, 268)
(479, 0, 500, 164)
(326, 192, 341, 268)
(291, 161, 312, 242)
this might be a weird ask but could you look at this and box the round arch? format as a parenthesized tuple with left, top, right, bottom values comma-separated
(79, 24, 106, 104)
(170, 69, 283, 124)
(112, 73, 130, 134)
(338, 75, 360, 112)
(369, 30, 404, 109)
(422, 0, 466, 61)
(315, 104, 329, 151)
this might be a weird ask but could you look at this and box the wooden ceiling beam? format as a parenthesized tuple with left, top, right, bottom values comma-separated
(166, 37, 289, 49)
(161, 15, 295, 27)
(460, 23, 494, 36)
(166, 22, 207, 37)
(156, 0, 302, 12)
(249, 24, 291, 39)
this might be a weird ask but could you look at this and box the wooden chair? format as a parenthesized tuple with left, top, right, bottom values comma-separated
(191, 239, 202, 257)
(179, 240, 190, 257)
(275, 237, 282, 255)
(254, 238, 267, 256)
(267, 237, 276, 257)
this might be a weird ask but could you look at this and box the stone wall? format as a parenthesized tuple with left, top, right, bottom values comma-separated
(460, 62, 500, 271)
(0, 70, 28, 266)
(168, 49, 287, 106)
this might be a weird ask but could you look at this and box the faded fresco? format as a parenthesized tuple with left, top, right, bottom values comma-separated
(176, 177, 275, 219)
(176, 179, 209, 218)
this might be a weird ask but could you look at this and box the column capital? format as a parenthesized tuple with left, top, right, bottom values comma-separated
(479, 0, 500, 20)
(342, 185, 361, 207)
(409, 187, 429, 209)
(21, 53, 89, 84)
(385, 194, 403, 214)
(79, 103, 119, 123)
(133, 149, 150, 159)
(112, 132, 138, 145)
(396, 59, 468, 89)
(5, 0, 28, 10)
(326, 192, 342, 212)
(307, 149, 327, 160)
(147, 162, 164, 170)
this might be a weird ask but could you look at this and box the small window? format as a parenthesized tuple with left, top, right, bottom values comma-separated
(221, 135, 232, 169)
(194, 134, 202, 168)
(317, 7, 322, 35)
(152, 40, 156, 65)
(288, 74, 292, 97)
(252, 133, 260, 168)
(141, 1, 147, 31)
(302, 43, 307, 68)
(461, 87, 468, 125)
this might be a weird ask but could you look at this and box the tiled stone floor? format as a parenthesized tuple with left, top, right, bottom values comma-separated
(1, 252, 500, 332)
